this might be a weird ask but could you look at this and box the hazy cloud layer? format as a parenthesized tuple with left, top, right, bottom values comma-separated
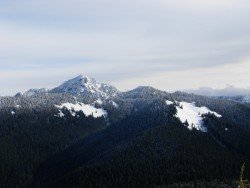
(0, 0, 250, 95)
(185, 86, 250, 97)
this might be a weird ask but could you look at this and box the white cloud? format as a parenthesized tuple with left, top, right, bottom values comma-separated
(153, 0, 240, 9)
(0, 0, 250, 95)
(2, 57, 250, 96)
(112, 59, 250, 92)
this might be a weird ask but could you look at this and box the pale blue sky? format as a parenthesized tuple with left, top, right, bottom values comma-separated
(0, 0, 250, 95)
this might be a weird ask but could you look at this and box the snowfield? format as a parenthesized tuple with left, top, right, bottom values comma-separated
(166, 100, 222, 132)
(166, 100, 174, 105)
(55, 102, 107, 118)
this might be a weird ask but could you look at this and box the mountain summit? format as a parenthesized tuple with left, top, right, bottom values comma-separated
(51, 75, 118, 99)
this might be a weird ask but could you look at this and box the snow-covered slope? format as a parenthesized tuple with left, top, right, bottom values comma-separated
(166, 100, 174, 105)
(242, 95, 250, 103)
(23, 88, 49, 97)
(51, 75, 118, 99)
(55, 102, 107, 118)
(167, 100, 222, 132)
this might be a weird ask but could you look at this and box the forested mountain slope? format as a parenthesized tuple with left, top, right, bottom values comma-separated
(0, 75, 250, 188)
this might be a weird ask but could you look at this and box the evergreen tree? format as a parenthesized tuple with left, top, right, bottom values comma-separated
(237, 163, 249, 188)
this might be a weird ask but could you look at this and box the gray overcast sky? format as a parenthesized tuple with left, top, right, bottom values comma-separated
(0, 0, 250, 95)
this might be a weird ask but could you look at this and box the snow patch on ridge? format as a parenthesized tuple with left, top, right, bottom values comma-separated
(55, 102, 107, 118)
(175, 101, 222, 132)
(55, 110, 65, 118)
(166, 100, 174, 105)
(95, 99, 103, 105)
(166, 100, 222, 132)
(110, 100, 119, 108)
(242, 95, 250, 103)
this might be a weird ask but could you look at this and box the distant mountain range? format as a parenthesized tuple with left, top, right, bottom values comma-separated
(185, 86, 250, 103)
(185, 85, 250, 97)
(0, 75, 250, 188)
(14, 76, 250, 104)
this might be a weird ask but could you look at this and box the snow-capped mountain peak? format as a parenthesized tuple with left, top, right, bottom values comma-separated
(51, 75, 118, 99)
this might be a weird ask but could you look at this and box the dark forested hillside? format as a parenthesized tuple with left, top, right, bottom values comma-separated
(43, 125, 248, 188)
(0, 80, 250, 188)
(33, 98, 250, 188)
(0, 94, 107, 188)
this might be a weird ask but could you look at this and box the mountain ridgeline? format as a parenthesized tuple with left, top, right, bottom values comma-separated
(0, 75, 250, 188)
